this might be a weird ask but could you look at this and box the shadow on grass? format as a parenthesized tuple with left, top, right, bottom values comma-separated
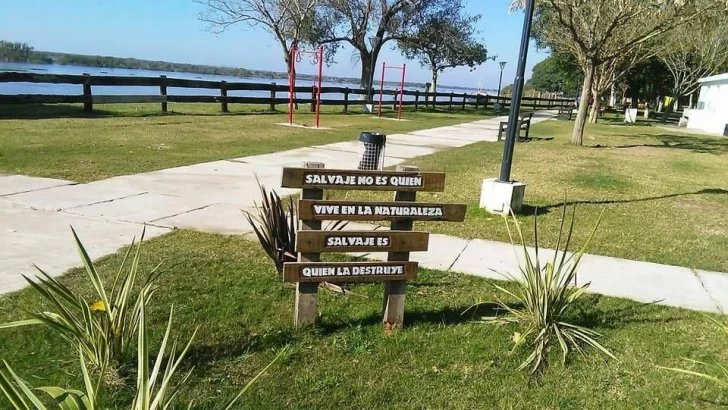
(570, 295, 685, 330)
(181, 328, 296, 370)
(597, 116, 657, 127)
(316, 302, 510, 335)
(535, 188, 728, 212)
(592, 133, 728, 154)
(0, 103, 283, 120)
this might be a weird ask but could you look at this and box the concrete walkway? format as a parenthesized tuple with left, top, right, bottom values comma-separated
(2, 110, 727, 314)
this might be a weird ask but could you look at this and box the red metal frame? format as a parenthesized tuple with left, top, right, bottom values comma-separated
(377, 62, 407, 120)
(288, 46, 324, 128)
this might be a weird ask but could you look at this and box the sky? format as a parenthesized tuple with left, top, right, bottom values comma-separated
(0, 0, 548, 89)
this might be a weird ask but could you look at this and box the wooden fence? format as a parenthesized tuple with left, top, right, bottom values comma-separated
(0, 72, 573, 114)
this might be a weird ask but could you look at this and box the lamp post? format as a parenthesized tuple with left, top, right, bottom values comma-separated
(367, 36, 382, 104)
(496, 61, 507, 106)
(479, 0, 536, 215)
(498, 0, 536, 183)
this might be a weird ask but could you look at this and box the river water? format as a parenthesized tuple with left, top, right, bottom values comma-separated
(0, 62, 488, 101)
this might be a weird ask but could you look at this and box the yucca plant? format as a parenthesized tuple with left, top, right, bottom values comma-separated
(0, 226, 162, 370)
(473, 204, 615, 374)
(659, 316, 728, 388)
(244, 178, 346, 272)
(1, 303, 284, 409)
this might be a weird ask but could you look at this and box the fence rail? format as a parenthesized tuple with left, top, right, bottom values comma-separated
(0, 72, 572, 114)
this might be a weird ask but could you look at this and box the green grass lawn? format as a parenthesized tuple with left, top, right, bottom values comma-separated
(1, 231, 727, 409)
(0, 103, 492, 182)
(329, 117, 728, 272)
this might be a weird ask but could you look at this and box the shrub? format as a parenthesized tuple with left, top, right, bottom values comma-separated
(474, 204, 615, 374)
(0, 227, 162, 370)
(0, 303, 284, 409)
(244, 179, 345, 273)
(659, 316, 728, 388)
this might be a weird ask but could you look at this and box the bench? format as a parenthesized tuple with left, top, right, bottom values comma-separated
(557, 106, 573, 120)
(498, 112, 534, 142)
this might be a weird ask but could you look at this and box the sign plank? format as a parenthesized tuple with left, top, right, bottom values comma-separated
(297, 200, 467, 222)
(281, 168, 446, 192)
(283, 261, 418, 283)
(296, 230, 429, 253)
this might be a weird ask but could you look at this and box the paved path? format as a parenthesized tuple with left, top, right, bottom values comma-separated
(2, 111, 727, 314)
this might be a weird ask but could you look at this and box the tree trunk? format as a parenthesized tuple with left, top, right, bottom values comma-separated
(360, 52, 373, 89)
(589, 93, 601, 124)
(571, 61, 595, 146)
(431, 70, 438, 109)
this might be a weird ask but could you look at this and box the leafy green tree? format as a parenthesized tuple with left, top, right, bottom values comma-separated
(513, 0, 725, 145)
(0, 41, 33, 62)
(529, 53, 581, 95)
(398, 7, 490, 95)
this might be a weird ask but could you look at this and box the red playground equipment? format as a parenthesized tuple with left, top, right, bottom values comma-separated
(288, 45, 324, 128)
(377, 62, 407, 120)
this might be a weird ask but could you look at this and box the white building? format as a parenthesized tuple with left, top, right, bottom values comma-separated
(686, 72, 728, 135)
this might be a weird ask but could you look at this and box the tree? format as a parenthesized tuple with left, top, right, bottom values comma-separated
(398, 8, 490, 95)
(316, 0, 444, 88)
(196, 0, 322, 75)
(529, 52, 581, 95)
(0, 41, 33, 62)
(514, 0, 724, 145)
(657, 9, 728, 106)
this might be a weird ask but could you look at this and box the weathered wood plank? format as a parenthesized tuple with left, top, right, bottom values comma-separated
(283, 261, 418, 283)
(296, 230, 429, 253)
(92, 95, 167, 104)
(294, 162, 325, 328)
(297, 200, 467, 222)
(0, 94, 85, 104)
(383, 164, 419, 329)
(281, 168, 446, 192)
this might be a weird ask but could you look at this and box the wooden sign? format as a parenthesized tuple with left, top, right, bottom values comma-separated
(298, 200, 467, 222)
(296, 230, 429, 253)
(281, 168, 446, 192)
(286, 162, 466, 330)
(284, 261, 418, 283)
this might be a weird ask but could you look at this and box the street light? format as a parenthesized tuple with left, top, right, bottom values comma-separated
(479, 0, 536, 215)
(498, 0, 536, 183)
(367, 36, 382, 105)
(496, 61, 507, 107)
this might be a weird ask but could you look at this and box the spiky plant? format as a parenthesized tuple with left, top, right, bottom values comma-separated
(0, 227, 162, 371)
(244, 178, 346, 273)
(474, 204, 615, 374)
(0, 303, 285, 410)
(659, 316, 728, 388)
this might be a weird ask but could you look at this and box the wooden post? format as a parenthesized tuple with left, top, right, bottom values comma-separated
(310, 85, 316, 112)
(160, 75, 167, 112)
(474, 94, 479, 110)
(343, 87, 350, 113)
(82, 73, 92, 113)
(413, 90, 419, 111)
(461, 93, 467, 110)
(484, 95, 490, 110)
(533, 97, 537, 111)
(383, 164, 418, 330)
(295, 161, 325, 328)
(270, 82, 276, 111)
(449, 92, 454, 110)
(220, 81, 228, 113)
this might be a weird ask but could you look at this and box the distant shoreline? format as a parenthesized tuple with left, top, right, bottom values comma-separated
(1, 47, 489, 93)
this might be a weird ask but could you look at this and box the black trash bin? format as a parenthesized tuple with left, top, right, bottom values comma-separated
(358, 132, 386, 170)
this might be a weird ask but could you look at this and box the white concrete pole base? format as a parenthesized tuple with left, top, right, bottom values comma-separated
(363, 104, 375, 114)
(479, 178, 526, 215)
